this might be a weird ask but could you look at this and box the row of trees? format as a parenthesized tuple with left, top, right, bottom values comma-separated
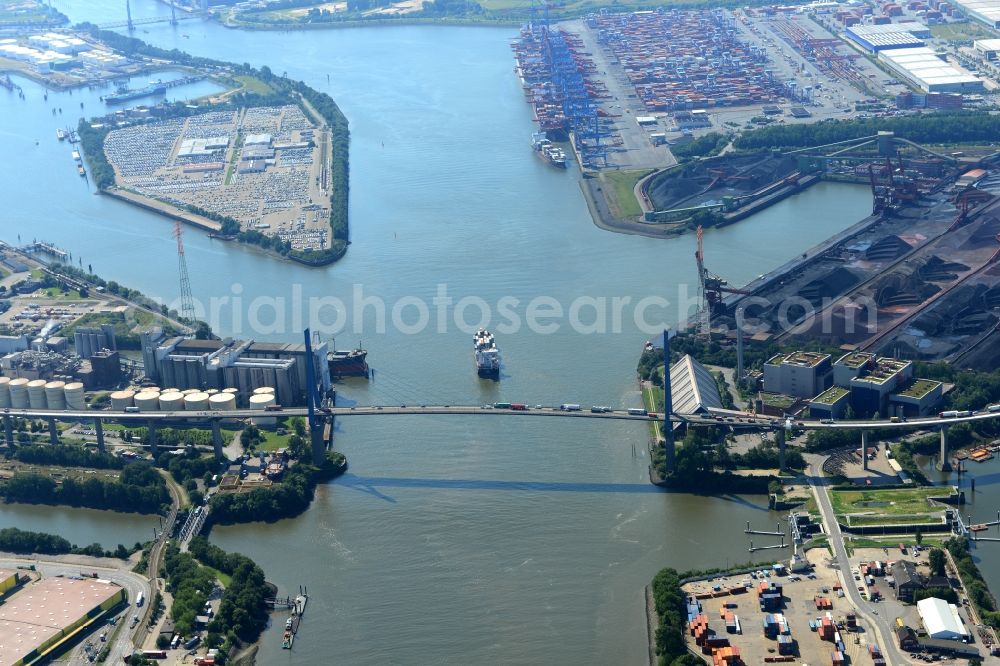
(734, 111, 1000, 151)
(0, 462, 170, 514)
(0, 526, 135, 559)
(12, 443, 125, 469)
(650, 568, 704, 666)
(163, 543, 220, 640)
(653, 428, 775, 493)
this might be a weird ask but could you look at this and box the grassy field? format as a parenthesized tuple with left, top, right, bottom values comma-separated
(830, 487, 957, 517)
(930, 21, 997, 42)
(200, 564, 232, 588)
(42, 286, 84, 300)
(233, 74, 275, 96)
(601, 169, 651, 219)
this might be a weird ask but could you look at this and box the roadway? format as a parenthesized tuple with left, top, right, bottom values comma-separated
(4, 404, 1000, 432)
(804, 457, 911, 665)
(0, 556, 150, 666)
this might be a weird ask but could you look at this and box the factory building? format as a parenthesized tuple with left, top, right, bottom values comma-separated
(0, 576, 124, 666)
(845, 24, 926, 52)
(141, 330, 330, 406)
(849, 357, 913, 417)
(763, 352, 833, 399)
(809, 386, 851, 420)
(0, 334, 30, 355)
(878, 47, 984, 93)
(832, 351, 875, 387)
(974, 38, 1000, 59)
(73, 325, 117, 359)
(952, 0, 1000, 28)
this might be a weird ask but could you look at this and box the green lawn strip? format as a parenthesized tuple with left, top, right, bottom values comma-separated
(602, 169, 651, 219)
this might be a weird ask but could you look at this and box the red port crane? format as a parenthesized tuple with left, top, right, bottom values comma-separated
(695, 225, 751, 316)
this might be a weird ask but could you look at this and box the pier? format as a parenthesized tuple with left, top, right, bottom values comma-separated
(748, 538, 787, 553)
(21, 241, 69, 262)
(745, 522, 785, 537)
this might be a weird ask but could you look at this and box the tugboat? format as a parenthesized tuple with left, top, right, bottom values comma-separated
(327, 342, 369, 378)
(474, 328, 501, 378)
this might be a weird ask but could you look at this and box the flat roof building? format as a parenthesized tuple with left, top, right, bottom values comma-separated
(952, 0, 1000, 28)
(890, 378, 943, 417)
(974, 37, 1000, 59)
(833, 351, 875, 387)
(846, 24, 925, 52)
(850, 357, 913, 417)
(878, 47, 984, 93)
(763, 351, 833, 399)
(917, 596, 970, 640)
(809, 385, 850, 420)
(0, 577, 124, 666)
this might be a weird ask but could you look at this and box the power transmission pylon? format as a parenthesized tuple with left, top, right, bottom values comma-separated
(174, 222, 196, 322)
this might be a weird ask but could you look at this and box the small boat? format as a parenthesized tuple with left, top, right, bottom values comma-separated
(77, 164, 86, 176)
(71, 150, 81, 162)
(56, 128, 66, 140)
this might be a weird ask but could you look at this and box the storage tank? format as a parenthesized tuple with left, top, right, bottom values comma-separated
(182, 389, 199, 396)
(249, 393, 276, 425)
(45, 381, 66, 410)
(253, 386, 275, 396)
(63, 382, 85, 411)
(9, 378, 29, 409)
(27, 379, 48, 409)
(209, 392, 236, 411)
(110, 390, 135, 411)
(205, 389, 219, 396)
(184, 392, 210, 411)
(222, 387, 239, 394)
(158, 391, 185, 412)
(134, 391, 160, 412)
(0, 376, 10, 408)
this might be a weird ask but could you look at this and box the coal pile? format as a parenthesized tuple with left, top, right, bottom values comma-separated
(864, 235, 913, 261)
(917, 255, 969, 282)
(873, 272, 940, 307)
(798, 267, 860, 304)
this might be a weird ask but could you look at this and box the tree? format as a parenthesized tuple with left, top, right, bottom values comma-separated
(915, 530, 923, 546)
(929, 548, 946, 577)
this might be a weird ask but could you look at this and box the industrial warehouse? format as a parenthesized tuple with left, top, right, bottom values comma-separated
(0, 573, 125, 666)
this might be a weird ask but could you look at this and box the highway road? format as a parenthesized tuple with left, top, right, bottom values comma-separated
(3, 403, 1000, 431)
(0, 556, 149, 666)
(805, 458, 911, 665)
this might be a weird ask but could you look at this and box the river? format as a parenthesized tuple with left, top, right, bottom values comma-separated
(1, 3, 877, 663)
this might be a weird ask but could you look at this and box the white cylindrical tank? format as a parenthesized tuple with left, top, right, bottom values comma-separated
(223, 387, 239, 394)
(9, 378, 29, 409)
(205, 389, 219, 396)
(249, 393, 276, 425)
(27, 379, 47, 409)
(0, 376, 10, 408)
(253, 386, 275, 396)
(181, 389, 199, 395)
(45, 381, 66, 410)
(158, 392, 185, 412)
(110, 390, 135, 411)
(63, 382, 85, 411)
(209, 392, 236, 411)
(184, 392, 210, 411)
(134, 391, 160, 412)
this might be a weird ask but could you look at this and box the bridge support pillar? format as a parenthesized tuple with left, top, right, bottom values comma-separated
(148, 420, 158, 457)
(47, 417, 58, 446)
(861, 430, 870, 471)
(777, 427, 786, 473)
(662, 328, 675, 475)
(94, 418, 105, 453)
(310, 421, 325, 466)
(211, 419, 224, 459)
(939, 426, 951, 472)
(3, 415, 13, 448)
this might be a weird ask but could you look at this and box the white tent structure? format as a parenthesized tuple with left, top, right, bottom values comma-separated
(917, 597, 969, 640)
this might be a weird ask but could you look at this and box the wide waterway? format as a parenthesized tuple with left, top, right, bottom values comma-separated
(1, 3, 877, 662)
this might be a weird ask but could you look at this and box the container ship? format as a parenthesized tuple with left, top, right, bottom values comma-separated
(474, 328, 501, 378)
(327, 345, 369, 378)
(531, 132, 567, 169)
(103, 81, 167, 105)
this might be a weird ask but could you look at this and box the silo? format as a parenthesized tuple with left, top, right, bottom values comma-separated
(182, 389, 199, 396)
(9, 378, 29, 408)
(0, 377, 10, 408)
(253, 386, 276, 396)
(110, 390, 135, 411)
(209, 392, 236, 411)
(64, 382, 86, 411)
(134, 391, 160, 412)
(27, 380, 48, 409)
(205, 389, 219, 396)
(249, 393, 276, 425)
(45, 381, 66, 410)
(184, 392, 210, 411)
(158, 391, 185, 412)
